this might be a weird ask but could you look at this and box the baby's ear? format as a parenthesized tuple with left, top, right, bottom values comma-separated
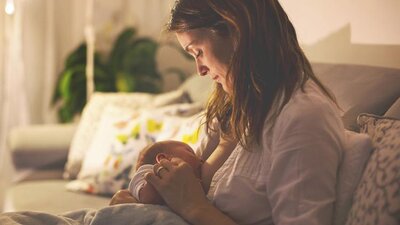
(156, 153, 168, 163)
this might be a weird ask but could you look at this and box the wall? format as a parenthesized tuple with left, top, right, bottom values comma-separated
(281, 0, 400, 69)
(5, 0, 399, 125)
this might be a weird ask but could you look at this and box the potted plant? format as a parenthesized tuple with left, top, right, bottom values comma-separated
(52, 27, 186, 123)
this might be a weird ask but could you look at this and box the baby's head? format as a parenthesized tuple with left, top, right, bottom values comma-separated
(129, 140, 202, 204)
(136, 140, 202, 178)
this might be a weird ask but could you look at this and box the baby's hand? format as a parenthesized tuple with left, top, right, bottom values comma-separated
(109, 189, 139, 205)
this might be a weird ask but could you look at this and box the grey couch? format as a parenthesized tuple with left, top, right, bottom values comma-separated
(4, 63, 400, 217)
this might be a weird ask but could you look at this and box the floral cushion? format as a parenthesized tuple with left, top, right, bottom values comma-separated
(66, 103, 207, 196)
(345, 114, 400, 225)
(64, 90, 189, 179)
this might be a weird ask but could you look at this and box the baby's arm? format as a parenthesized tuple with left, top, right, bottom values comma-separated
(109, 189, 139, 205)
(201, 136, 237, 192)
(128, 164, 165, 205)
(139, 182, 164, 205)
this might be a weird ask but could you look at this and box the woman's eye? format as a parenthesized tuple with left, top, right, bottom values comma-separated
(195, 50, 202, 59)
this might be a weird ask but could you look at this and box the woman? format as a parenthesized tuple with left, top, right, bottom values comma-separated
(111, 0, 345, 224)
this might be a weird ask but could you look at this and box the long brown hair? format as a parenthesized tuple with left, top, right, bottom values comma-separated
(168, 0, 336, 149)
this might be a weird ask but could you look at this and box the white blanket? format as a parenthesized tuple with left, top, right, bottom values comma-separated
(0, 204, 189, 225)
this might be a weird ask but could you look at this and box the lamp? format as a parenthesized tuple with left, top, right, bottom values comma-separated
(5, 0, 15, 15)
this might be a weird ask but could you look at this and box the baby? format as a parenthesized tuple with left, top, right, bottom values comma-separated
(128, 140, 203, 204)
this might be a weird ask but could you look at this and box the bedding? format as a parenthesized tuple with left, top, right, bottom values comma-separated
(0, 204, 189, 225)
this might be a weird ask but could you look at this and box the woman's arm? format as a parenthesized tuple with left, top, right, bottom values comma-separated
(201, 136, 237, 192)
(182, 201, 238, 225)
(145, 157, 238, 225)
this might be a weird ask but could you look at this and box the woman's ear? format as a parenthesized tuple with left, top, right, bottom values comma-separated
(156, 153, 168, 163)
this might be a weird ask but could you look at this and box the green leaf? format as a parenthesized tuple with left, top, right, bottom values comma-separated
(122, 38, 158, 73)
(53, 26, 194, 122)
(109, 28, 137, 72)
(59, 70, 74, 102)
(65, 43, 87, 68)
(116, 72, 136, 92)
(59, 105, 74, 123)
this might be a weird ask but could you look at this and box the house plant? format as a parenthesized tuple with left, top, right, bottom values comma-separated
(52, 27, 186, 123)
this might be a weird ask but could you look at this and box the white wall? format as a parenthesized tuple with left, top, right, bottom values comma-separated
(281, 0, 400, 69)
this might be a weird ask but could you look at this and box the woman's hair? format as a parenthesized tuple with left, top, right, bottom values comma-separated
(167, 0, 336, 148)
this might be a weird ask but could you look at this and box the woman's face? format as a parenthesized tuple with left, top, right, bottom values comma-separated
(176, 28, 234, 94)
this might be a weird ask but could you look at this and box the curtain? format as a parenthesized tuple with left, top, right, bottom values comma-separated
(0, 0, 87, 211)
(0, 0, 29, 212)
(0, 0, 186, 211)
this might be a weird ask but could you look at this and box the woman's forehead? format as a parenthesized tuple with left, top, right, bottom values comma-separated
(176, 28, 211, 47)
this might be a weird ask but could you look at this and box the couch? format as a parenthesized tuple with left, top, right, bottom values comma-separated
(3, 63, 400, 224)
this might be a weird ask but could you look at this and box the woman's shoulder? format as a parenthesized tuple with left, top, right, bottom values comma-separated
(276, 81, 342, 130)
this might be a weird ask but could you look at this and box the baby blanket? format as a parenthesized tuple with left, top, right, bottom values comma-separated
(0, 204, 189, 225)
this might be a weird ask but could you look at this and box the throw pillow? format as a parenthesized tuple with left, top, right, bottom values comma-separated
(333, 130, 373, 225)
(163, 113, 206, 149)
(346, 114, 400, 225)
(67, 103, 206, 196)
(67, 105, 154, 195)
(64, 90, 188, 179)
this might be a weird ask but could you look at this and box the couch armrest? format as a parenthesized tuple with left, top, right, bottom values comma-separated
(8, 124, 77, 169)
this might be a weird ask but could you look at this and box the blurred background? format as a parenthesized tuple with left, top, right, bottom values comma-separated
(0, 0, 399, 211)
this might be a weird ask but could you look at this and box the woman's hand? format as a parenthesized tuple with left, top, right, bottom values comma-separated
(145, 157, 209, 220)
(109, 189, 139, 205)
(145, 157, 237, 225)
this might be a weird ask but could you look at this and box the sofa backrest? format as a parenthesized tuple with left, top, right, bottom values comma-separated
(312, 63, 400, 131)
(179, 63, 400, 132)
(178, 73, 213, 106)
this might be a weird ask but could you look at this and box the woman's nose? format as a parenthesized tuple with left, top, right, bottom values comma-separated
(196, 62, 209, 76)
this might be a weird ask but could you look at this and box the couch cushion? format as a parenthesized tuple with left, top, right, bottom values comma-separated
(5, 180, 110, 214)
(333, 130, 373, 225)
(8, 124, 76, 169)
(312, 63, 400, 131)
(345, 114, 400, 225)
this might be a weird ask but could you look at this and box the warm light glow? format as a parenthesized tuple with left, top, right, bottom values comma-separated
(5, 0, 15, 15)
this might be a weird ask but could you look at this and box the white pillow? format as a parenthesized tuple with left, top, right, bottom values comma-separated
(333, 130, 373, 225)
(67, 106, 168, 195)
(77, 105, 149, 180)
(64, 90, 188, 179)
(67, 103, 207, 195)
(158, 112, 207, 151)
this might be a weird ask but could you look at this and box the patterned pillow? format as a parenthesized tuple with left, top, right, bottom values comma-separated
(66, 103, 206, 196)
(64, 90, 189, 179)
(345, 114, 400, 225)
